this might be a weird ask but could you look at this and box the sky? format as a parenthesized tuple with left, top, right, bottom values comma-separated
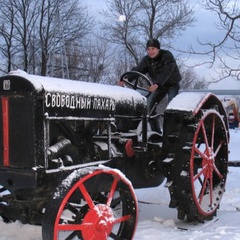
(83, 0, 240, 90)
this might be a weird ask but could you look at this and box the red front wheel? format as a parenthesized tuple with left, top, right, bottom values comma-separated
(42, 167, 138, 240)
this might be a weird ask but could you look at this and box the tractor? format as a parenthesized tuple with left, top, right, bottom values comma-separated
(0, 69, 229, 239)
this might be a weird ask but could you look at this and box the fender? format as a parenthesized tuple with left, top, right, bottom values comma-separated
(166, 92, 229, 133)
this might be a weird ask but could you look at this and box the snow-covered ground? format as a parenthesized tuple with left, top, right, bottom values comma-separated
(0, 129, 239, 239)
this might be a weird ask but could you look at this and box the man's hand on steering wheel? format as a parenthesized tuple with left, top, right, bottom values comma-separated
(148, 83, 159, 92)
(119, 71, 153, 97)
(117, 79, 125, 87)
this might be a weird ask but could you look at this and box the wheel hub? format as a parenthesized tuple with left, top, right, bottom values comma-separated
(202, 147, 214, 178)
(82, 204, 114, 240)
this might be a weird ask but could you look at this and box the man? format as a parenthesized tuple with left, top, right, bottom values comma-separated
(119, 38, 181, 131)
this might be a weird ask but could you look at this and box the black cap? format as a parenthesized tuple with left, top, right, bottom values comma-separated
(146, 39, 160, 49)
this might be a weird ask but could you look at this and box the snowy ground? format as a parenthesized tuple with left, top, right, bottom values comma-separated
(0, 129, 239, 239)
(135, 169, 240, 240)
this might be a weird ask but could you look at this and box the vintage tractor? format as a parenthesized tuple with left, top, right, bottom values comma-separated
(0, 70, 229, 239)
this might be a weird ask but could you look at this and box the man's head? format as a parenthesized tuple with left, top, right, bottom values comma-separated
(146, 39, 160, 58)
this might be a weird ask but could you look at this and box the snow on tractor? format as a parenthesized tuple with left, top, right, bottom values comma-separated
(0, 70, 229, 239)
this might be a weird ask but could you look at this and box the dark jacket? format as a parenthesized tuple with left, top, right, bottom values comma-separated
(132, 49, 181, 88)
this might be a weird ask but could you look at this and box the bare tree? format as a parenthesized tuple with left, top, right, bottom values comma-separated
(40, 0, 93, 76)
(100, 0, 195, 64)
(65, 39, 113, 83)
(0, 0, 39, 72)
(0, 6, 16, 73)
(179, 63, 209, 90)
(0, 0, 93, 76)
(191, 0, 240, 81)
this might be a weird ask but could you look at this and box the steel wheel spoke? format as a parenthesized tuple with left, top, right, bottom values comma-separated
(109, 232, 122, 240)
(193, 165, 207, 182)
(193, 145, 207, 160)
(211, 115, 216, 149)
(201, 123, 210, 151)
(213, 164, 223, 179)
(209, 171, 213, 205)
(107, 177, 119, 206)
(198, 175, 208, 205)
(65, 231, 78, 240)
(213, 141, 224, 158)
(57, 222, 90, 231)
(66, 202, 79, 215)
(79, 183, 95, 210)
(113, 214, 131, 225)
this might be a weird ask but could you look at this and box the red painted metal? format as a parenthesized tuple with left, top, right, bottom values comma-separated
(53, 169, 138, 240)
(81, 204, 114, 239)
(190, 110, 227, 216)
(125, 139, 135, 157)
(2, 97, 10, 166)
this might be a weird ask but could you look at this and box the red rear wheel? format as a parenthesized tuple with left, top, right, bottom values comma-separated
(163, 107, 228, 222)
(190, 110, 228, 217)
(42, 167, 138, 240)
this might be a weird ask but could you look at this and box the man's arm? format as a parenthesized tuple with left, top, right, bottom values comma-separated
(154, 51, 178, 87)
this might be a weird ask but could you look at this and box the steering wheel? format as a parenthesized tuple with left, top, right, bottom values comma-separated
(120, 71, 152, 97)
